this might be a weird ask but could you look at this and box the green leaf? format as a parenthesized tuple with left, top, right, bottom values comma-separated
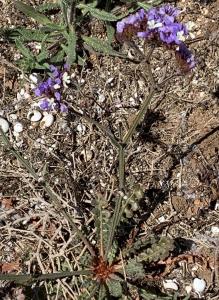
(83, 36, 127, 58)
(36, 48, 49, 63)
(15, 39, 34, 59)
(37, 2, 60, 12)
(62, 26, 77, 65)
(137, 0, 162, 11)
(106, 24, 115, 45)
(107, 279, 122, 298)
(50, 49, 65, 64)
(17, 28, 51, 42)
(15, 1, 52, 25)
(125, 258, 145, 279)
(77, 4, 119, 21)
(41, 24, 66, 32)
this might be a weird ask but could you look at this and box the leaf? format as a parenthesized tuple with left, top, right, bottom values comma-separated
(62, 26, 77, 65)
(37, 2, 60, 12)
(15, 39, 34, 59)
(36, 48, 49, 63)
(107, 279, 122, 298)
(83, 36, 127, 58)
(137, 0, 162, 11)
(106, 24, 115, 45)
(77, 4, 119, 21)
(17, 28, 50, 42)
(125, 258, 145, 279)
(15, 1, 52, 25)
(50, 49, 65, 64)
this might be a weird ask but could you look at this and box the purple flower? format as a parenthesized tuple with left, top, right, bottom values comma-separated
(60, 103, 68, 113)
(116, 8, 147, 36)
(33, 64, 70, 113)
(38, 99, 52, 111)
(158, 23, 187, 44)
(176, 43, 196, 70)
(49, 65, 60, 78)
(158, 4, 180, 19)
(54, 91, 61, 101)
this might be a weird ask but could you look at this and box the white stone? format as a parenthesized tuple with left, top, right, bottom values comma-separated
(106, 77, 114, 84)
(40, 114, 54, 128)
(211, 226, 219, 235)
(9, 114, 18, 121)
(29, 74, 38, 84)
(13, 122, 23, 133)
(98, 94, 105, 102)
(28, 110, 42, 122)
(163, 279, 178, 291)
(0, 117, 9, 133)
(76, 123, 86, 134)
(192, 278, 206, 294)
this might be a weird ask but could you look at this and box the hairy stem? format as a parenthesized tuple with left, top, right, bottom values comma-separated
(0, 270, 92, 284)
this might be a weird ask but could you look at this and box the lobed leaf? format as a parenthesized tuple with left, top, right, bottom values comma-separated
(83, 36, 127, 58)
(62, 26, 77, 65)
(15, 1, 52, 25)
(37, 2, 60, 12)
(15, 39, 34, 59)
(77, 3, 119, 21)
(107, 279, 123, 298)
(137, 0, 162, 11)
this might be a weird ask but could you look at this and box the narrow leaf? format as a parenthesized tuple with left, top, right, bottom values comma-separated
(17, 28, 50, 42)
(77, 4, 119, 21)
(37, 2, 60, 12)
(15, 1, 52, 25)
(15, 39, 34, 59)
(83, 36, 127, 58)
(62, 26, 77, 65)
(137, 0, 162, 10)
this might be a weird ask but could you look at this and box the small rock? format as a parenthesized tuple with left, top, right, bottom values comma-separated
(211, 226, 219, 235)
(9, 114, 18, 121)
(163, 279, 178, 291)
(0, 117, 9, 133)
(28, 110, 42, 122)
(192, 278, 206, 294)
(40, 113, 54, 128)
(13, 122, 23, 133)
(98, 94, 105, 102)
(76, 123, 86, 134)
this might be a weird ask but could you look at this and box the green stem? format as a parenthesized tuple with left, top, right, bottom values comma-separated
(0, 270, 92, 284)
(0, 128, 96, 257)
(118, 145, 125, 190)
(123, 88, 156, 145)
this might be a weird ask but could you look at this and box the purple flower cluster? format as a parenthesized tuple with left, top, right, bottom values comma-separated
(34, 65, 69, 113)
(117, 4, 196, 71)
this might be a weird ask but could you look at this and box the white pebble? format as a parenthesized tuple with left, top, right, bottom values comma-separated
(163, 279, 178, 291)
(40, 114, 54, 128)
(211, 226, 219, 235)
(13, 122, 23, 133)
(192, 278, 206, 294)
(76, 123, 86, 134)
(0, 117, 9, 133)
(9, 114, 18, 121)
(106, 77, 114, 84)
(98, 94, 105, 102)
(29, 73, 38, 84)
(28, 110, 42, 122)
